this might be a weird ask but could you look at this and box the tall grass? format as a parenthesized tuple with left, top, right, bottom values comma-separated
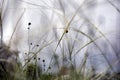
(0, 0, 120, 80)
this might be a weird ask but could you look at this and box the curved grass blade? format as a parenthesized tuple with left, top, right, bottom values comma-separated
(8, 9, 25, 47)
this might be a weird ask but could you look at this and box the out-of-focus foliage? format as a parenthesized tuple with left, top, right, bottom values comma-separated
(0, 0, 120, 80)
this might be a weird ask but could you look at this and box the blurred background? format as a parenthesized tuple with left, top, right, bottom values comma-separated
(0, 0, 120, 75)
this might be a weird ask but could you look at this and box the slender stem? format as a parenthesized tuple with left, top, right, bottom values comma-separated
(0, 13, 3, 48)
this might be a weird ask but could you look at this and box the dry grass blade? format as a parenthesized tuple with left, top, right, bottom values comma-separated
(71, 27, 115, 72)
(94, 59, 120, 80)
(71, 1, 120, 63)
(78, 50, 88, 74)
(19, 0, 53, 9)
(106, 0, 120, 13)
(67, 21, 85, 60)
(58, 0, 65, 14)
(69, 28, 115, 56)
(84, 17, 120, 64)
(55, 0, 87, 51)
(8, 9, 25, 47)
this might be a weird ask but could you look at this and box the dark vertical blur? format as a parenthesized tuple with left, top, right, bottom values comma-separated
(0, 12, 3, 48)
(116, 0, 120, 72)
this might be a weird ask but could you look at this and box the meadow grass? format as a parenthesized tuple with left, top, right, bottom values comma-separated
(0, 0, 120, 80)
